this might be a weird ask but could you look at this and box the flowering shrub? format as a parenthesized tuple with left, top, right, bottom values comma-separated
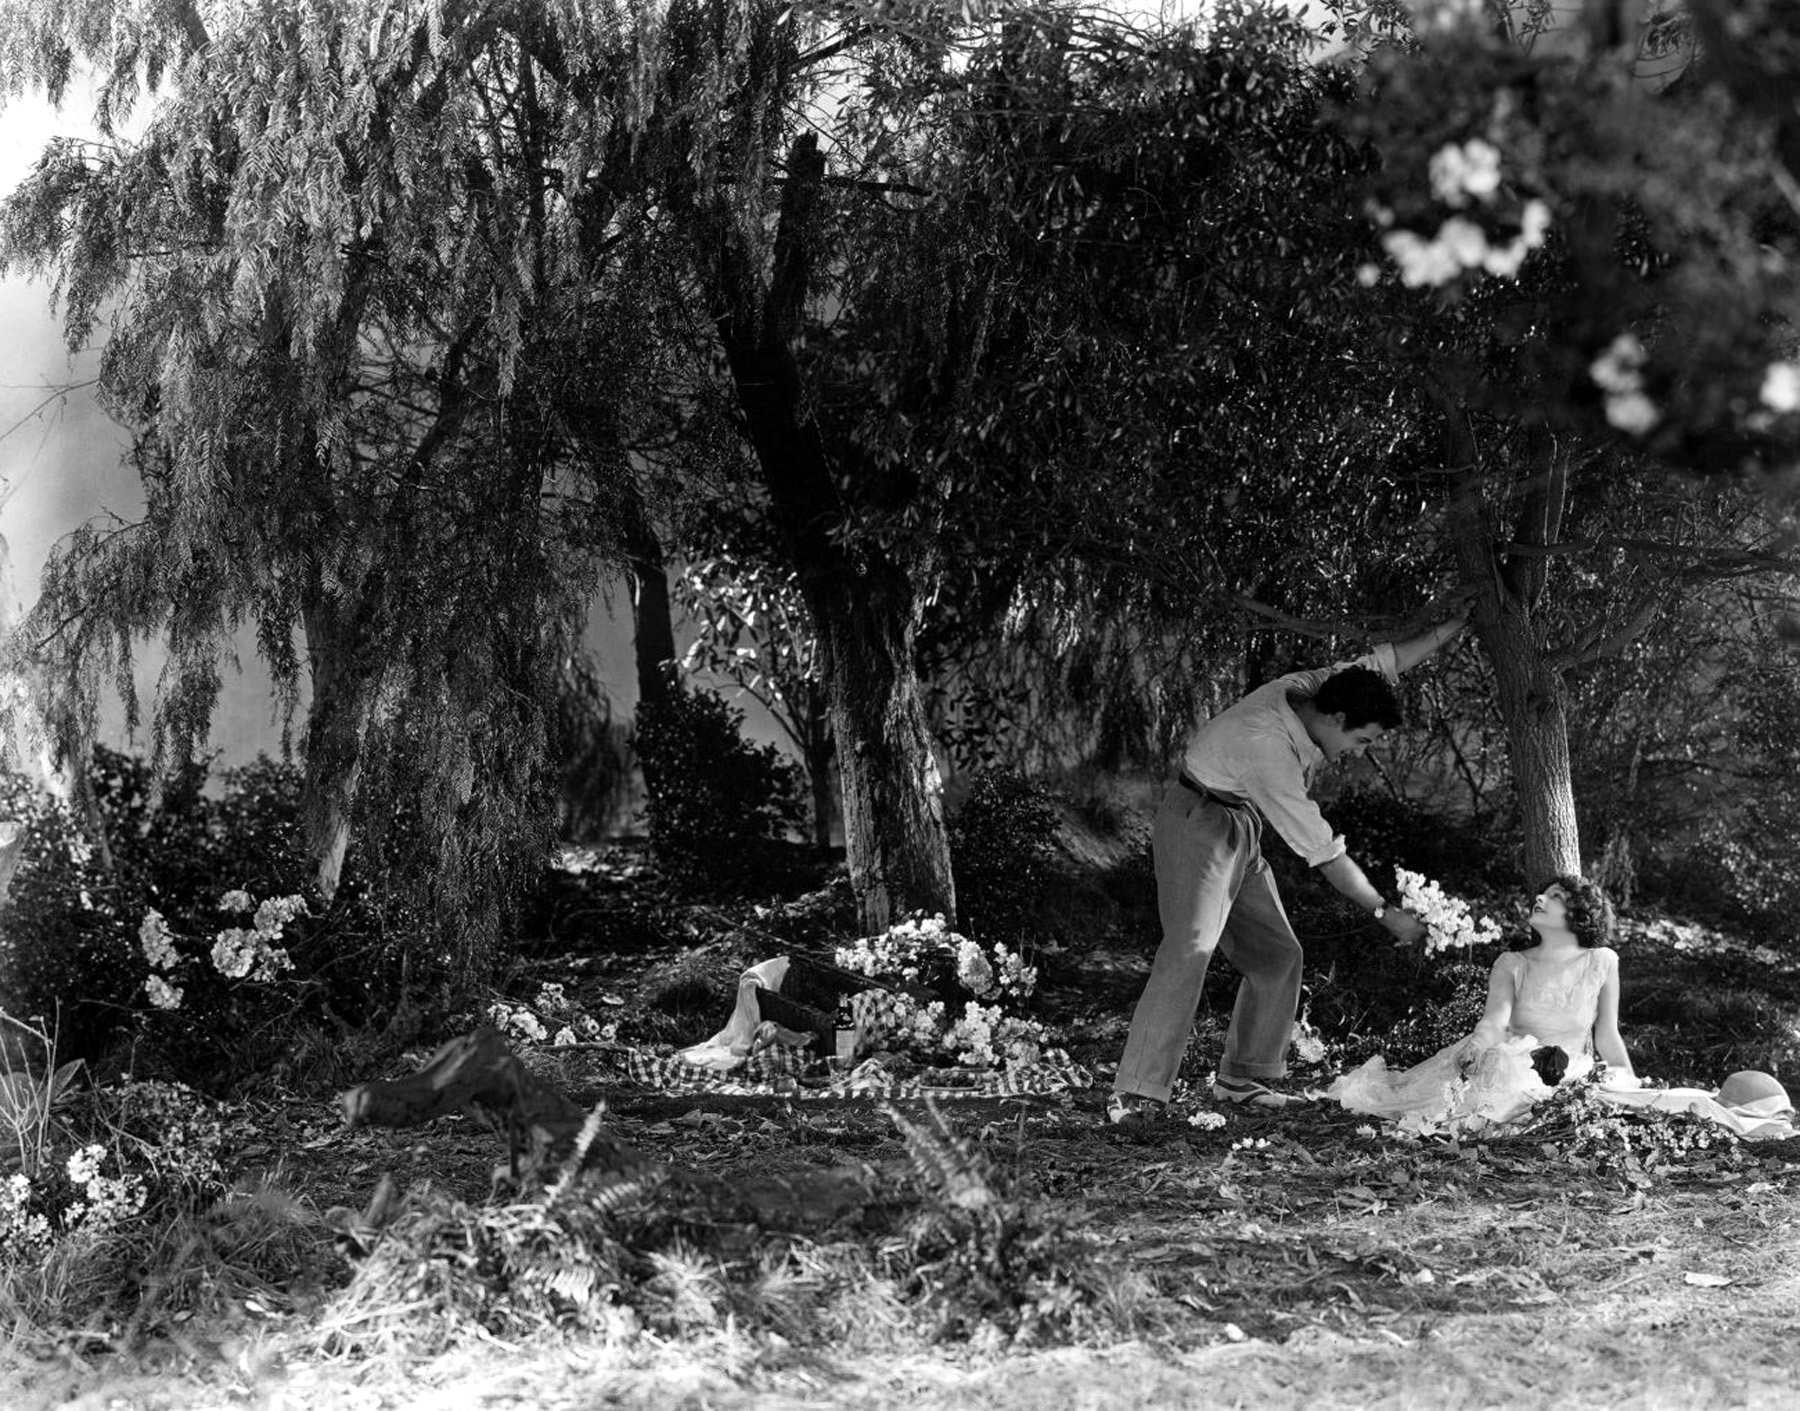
(0, 1078, 231, 1261)
(1393, 869, 1502, 956)
(835, 914, 1053, 1069)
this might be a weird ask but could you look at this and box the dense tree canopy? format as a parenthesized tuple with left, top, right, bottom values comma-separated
(2, 0, 1797, 993)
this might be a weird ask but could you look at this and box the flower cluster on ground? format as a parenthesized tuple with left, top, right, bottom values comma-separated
(487, 981, 618, 1048)
(836, 914, 1055, 1069)
(1393, 868, 1503, 956)
(0, 1075, 231, 1260)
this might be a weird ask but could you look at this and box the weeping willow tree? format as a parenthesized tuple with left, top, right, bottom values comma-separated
(0, 0, 1010, 964)
(0, 0, 663, 982)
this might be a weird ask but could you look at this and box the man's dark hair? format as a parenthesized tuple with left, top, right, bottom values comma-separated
(1313, 665, 1403, 731)
(1535, 873, 1617, 949)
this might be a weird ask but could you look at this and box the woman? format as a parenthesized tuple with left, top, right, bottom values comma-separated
(1330, 875, 1631, 1126)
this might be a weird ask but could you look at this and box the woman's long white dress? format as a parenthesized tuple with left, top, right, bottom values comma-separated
(1329, 947, 1617, 1127)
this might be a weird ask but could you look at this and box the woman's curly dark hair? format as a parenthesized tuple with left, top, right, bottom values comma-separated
(1529, 873, 1617, 949)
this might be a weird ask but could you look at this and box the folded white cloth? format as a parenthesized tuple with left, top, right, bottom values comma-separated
(674, 957, 796, 1071)
(1593, 1081, 1796, 1141)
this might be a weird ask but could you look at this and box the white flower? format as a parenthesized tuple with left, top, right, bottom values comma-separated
(1383, 228, 1461, 288)
(553, 1026, 577, 1047)
(507, 1011, 547, 1043)
(144, 975, 184, 1010)
(253, 894, 307, 934)
(535, 982, 570, 1016)
(1590, 333, 1647, 395)
(1292, 1021, 1327, 1065)
(1429, 139, 1503, 208)
(211, 926, 293, 982)
(65, 1144, 108, 1186)
(955, 938, 995, 996)
(139, 910, 180, 970)
(1188, 1110, 1227, 1130)
(1604, 391, 1662, 435)
(219, 889, 254, 914)
(1519, 199, 1551, 245)
(1394, 869, 1503, 955)
(1759, 362, 1800, 413)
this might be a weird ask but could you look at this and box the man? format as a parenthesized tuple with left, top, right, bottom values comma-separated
(1110, 612, 1468, 1123)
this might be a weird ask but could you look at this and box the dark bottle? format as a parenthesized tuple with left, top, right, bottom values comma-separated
(834, 995, 858, 1066)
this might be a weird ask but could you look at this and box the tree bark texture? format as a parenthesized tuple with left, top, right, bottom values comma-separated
(300, 591, 381, 903)
(1443, 413, 1584, 881)
(698, 134, 954, 932)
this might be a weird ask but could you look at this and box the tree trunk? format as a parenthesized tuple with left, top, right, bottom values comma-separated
(622, 498, 678, 723)
(300, 591, 382, 902)
(1477, 593, 1583, 880)
(803, 700, 834, 855)
(695, 134, 954, 932)
(1443, 412, 1583, 881)
(815, 577, 953, 931)
(0, 821, 23, 902)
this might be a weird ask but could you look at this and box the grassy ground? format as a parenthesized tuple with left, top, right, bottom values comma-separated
(4, 838, 1800, 1409)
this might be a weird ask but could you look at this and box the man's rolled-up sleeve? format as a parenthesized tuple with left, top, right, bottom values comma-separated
(1232, 732, 1347, 866)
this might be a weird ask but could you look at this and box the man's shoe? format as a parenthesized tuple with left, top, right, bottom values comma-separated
(1107, 1092, 1167, 1129)
(1211, 1076, 1307, 1110)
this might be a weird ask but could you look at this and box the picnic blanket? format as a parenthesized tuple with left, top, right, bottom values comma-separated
(625, 1044, 1092, 1098)
(629, 951, 1090, 1099)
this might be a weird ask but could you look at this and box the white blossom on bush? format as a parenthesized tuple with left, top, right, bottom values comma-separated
(252, 894, 307, 933)
(1759, 361, 1800, 413)
(1589, 333, 1662, 434)
(139, 910, 179, 970)
(218, 889, 254, 914)
(1381, 199, 1550, 288)
(1394, 869, 1504, 956)
(1428, 139, 1502, 207)
(211, 927, 293, 981)
(1603, 391, 1661, 435)
(144, 975, 184, 1010)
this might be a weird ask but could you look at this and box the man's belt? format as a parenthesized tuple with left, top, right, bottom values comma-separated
(1176, 773, 1250, 808)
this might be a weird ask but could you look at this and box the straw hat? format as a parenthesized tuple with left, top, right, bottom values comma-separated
(1716, 1070, 1794, 1114)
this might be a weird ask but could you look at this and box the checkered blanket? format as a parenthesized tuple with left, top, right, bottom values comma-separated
(622, 1045, 1092, 1099)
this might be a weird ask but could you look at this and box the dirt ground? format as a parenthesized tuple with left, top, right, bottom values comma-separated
(12, 1031, 1800, 1409)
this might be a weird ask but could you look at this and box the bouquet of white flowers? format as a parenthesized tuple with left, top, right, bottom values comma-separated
(835, 914, 1051, 1068)
(1393, 868, 1503, 956)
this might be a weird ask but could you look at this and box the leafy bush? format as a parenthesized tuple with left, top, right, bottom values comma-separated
(0, 749, 409, 1086)
(632, 680, 805, 895)
(1320, 787, 1509, 893)
(948, 771, 1062, 952)
(1637, 808, 1800, 942)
